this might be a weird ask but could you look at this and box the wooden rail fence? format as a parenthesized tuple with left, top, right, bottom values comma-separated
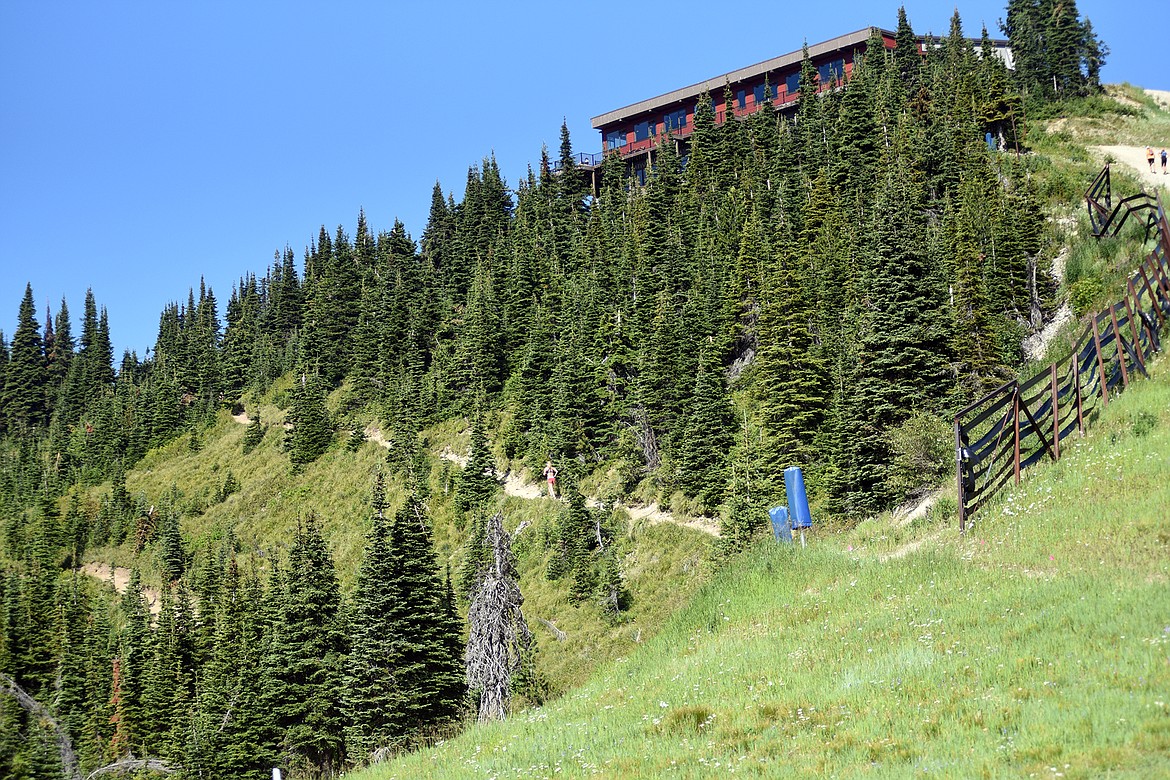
(954, 170, 1170, 531)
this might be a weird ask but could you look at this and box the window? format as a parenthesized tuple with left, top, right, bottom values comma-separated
(784, 71, 801, 95)
(753, 83, 769, 104)
(664, 108, 687, 132)
(817, 58, 845, 83)
(634, 120, 656, 142)
(606, 130, 627, 150)
(736, 89, 746, 108)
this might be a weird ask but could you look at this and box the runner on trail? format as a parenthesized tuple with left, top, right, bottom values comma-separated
(1148, 146, 1156, 172)
(543, 460, 558, 499)
(1162, 148, 1168, 174)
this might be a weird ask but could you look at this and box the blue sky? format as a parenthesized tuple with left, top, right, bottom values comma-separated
(0, 1, 1159, 359)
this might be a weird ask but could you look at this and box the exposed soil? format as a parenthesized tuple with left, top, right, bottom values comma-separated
(80, 562, 162, 615)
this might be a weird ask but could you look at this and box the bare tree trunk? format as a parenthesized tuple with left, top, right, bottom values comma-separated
(86, 758, 181, 778)
(1, 672, 81, 780)
(1, 673, 181, 780)
(465, 512, 534, 723)
(630, 406, 660, 471)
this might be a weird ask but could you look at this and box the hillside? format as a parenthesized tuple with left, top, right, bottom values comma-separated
(357, 352, 1170, 779)
(1, 6, 1165, 778)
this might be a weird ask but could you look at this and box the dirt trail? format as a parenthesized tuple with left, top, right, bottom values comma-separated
(429, 442, 720, 537)
(80, 563, 162, 615)
(232, 411, 249, 425)
(1091, 143, 1170, 193)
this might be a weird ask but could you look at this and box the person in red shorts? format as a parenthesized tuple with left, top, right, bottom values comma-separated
(543, 460, 558, 499)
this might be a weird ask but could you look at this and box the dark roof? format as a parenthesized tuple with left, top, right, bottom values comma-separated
(590, 27, 1012, 130)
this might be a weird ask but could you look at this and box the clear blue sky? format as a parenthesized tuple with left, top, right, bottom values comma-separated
(0, 1, 1158, 360)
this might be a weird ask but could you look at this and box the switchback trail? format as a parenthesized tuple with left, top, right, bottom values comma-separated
(364, 424, 720, 537)
(230, 418, 719, 536)
(438, 446, 720, 537)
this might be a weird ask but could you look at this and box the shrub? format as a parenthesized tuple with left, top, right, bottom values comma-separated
(885, 413, 953, 503)
(1069, 277, 1105, 317)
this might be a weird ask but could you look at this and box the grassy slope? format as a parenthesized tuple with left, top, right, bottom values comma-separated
(73, 84, 1170, 776)
(362, 355, 1170, 780)
(352, 88, 1170, 778)
(80, 378, 715, 695)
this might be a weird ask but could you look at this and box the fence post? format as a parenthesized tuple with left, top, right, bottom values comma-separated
(1073, 352, 1085, 435)
(1091, 317, 1109, 407)
(1050, 362, 1060, 460)
(1013, 385, 1022, 485)
(1152, 249, 1170, 312)
(1123, 283, 1147, 370)
(1137, 262, 1166, 330)
(1109, 306, 1130, 389)
(955, 417, 966, 534)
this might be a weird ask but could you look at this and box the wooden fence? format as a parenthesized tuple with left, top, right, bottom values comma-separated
(954, 169, 1170, 531)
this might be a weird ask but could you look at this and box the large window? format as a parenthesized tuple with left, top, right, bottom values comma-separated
(606, 130, 627, 150)
(664, 108, 687, 132)
(784, 71, 801, 95)
(634, 120, 656, 142)
(736, 89, 747, 108)
(817, 58, 845, 83)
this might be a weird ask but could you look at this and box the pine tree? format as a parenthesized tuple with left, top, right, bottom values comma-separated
(2, 284, 48, 429)
(159, 510, 185, 582)
(838, 163, 952, 513)
(287, 372, 332, 469)
(385, 493, 465, 741)
(893, 6, 921, 92)
(674, 349, 735, 511)
(752, 236, 826, 488)
(344, 474, 403, 760)
(453, 422, 500, 515)
(276, 516, 346, 776)
(242, 412, 264, 453)
(111, 569, 151, 758)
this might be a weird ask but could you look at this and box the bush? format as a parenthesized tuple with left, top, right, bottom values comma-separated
(885, 413, 953, 503)
(1069, 277, 1105, 317)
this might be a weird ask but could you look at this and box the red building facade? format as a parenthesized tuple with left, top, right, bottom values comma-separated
(587, 26, 1010, 178)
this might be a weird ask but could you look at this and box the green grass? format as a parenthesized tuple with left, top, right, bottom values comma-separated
(356, 356, 1170, 779)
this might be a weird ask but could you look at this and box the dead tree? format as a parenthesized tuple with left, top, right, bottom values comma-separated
(465, 512, 534, 722)
(1, 672, 180, 780)
(0, 672, 81, 780)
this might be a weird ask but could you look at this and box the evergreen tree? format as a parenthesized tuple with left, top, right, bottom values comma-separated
(674, 350, 735, 511)
(287, 372, 332, 469)
(343, 474, 402, 761)
(2, 284, 48, 429)
(242, 412, 264, 453)
(453, 422, 500, 515)
(276, 516, 346, 776)
(838, 163, 952, 513)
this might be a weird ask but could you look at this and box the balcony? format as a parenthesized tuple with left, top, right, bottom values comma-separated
(549, 152, 604, 172)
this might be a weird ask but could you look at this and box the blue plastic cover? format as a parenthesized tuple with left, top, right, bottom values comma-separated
(768, 506, 791, 543)
(785, 466, 813, 529)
